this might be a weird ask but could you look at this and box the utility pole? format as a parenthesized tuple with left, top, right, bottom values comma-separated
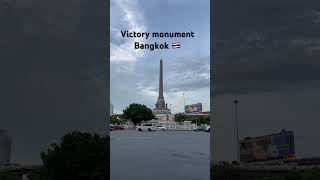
(196, 117, 198, 126)
(183, 93, 185, 113)
(233, 98, 240, 163)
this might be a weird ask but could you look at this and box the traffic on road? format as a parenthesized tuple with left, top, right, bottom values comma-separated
(110, 123, 210, 132)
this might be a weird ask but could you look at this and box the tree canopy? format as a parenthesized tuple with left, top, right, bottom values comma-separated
(191, 116, 210, 126)
(123, 103, 155, 125)
(174, 113, 210, 125)
(40, 131, 108, 180)
(110, 116, 121, 125)
(174, 114, 187, 124)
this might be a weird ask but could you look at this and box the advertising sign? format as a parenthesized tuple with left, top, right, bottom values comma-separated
(240, 131, 294, 162)
(185, 103, 202, 113)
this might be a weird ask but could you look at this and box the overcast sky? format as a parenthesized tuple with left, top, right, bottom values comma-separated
(3, 0, 320, 167)
(212, 0, 320, 162)
(110, 0, 210, 114)
(0, 0, 106, 164)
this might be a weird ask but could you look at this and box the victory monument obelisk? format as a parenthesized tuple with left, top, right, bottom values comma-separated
(153, 59, 174, 125)
(153, 59, 171, 114)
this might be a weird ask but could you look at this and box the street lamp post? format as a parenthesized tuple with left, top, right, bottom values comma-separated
(233, 98, 240, 163)
(183, 93, 186, 113)
(167, 115, 169, 130)
(196, 117, 198, 126)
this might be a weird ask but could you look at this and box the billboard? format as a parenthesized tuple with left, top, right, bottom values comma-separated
(185, 103, 202, 113)
(240, 131, 294, 162)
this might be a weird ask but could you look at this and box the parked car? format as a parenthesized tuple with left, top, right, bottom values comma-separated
(193, 126, 205, 132)
(154, 125, 166, 131)
(194, 125, 210, 132)
(136, 123, 156, 131)
(114, 125, 125, 130)
(205, 125, 210, 132)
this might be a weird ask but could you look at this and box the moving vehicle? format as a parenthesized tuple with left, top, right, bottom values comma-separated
(136, 123, 156, 131)
(154, 125, 166, 131)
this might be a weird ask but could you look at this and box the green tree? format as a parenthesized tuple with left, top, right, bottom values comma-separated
(174, 113, 186, 124)
(202, 116, 210, 125)
(123, 103, 155, 125)
(110, 116, 121, 125)
(40, 131, 108, 180)
(191, 116, 210, 126)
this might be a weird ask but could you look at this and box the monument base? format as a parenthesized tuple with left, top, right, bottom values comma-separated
(154, 113, 174, 122)
(153, 114, 175, 130)
(153, 108, 171, 115)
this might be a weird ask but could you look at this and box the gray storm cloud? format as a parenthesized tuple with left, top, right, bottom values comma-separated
(0, 0, 107, 164)
(214, 0, 320, 96)
(212, 0, 320, 162)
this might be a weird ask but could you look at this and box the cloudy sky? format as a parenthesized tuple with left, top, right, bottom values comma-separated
(110, 0, 210, 114)
(0, 0, 106, 164)
(212, 0, 320, 162)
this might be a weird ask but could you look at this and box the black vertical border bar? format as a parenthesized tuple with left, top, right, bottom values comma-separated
(210, 0, 216, 179)
(105, 0, 111, 179)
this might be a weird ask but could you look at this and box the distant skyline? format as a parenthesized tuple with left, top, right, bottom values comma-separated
(110, 0, 210, 114)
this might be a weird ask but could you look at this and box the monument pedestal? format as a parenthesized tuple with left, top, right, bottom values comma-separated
(155, 114, 176, 130)
(153, 108, 171, 115)
(154, 114, 174, 122)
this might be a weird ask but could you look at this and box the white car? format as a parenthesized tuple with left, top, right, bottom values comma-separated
(194, 125, 210, 132)
(205, 125, 210, 132)
(136, 123, 156, 131)
(154, 125, 166, 131)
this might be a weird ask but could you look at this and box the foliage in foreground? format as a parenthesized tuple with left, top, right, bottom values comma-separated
(41, 131, 109, 180)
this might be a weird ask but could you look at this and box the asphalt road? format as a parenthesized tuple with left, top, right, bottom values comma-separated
(110, 130, 210, 180)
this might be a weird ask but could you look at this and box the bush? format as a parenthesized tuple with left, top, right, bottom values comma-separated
(41, 131, 108, 180)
